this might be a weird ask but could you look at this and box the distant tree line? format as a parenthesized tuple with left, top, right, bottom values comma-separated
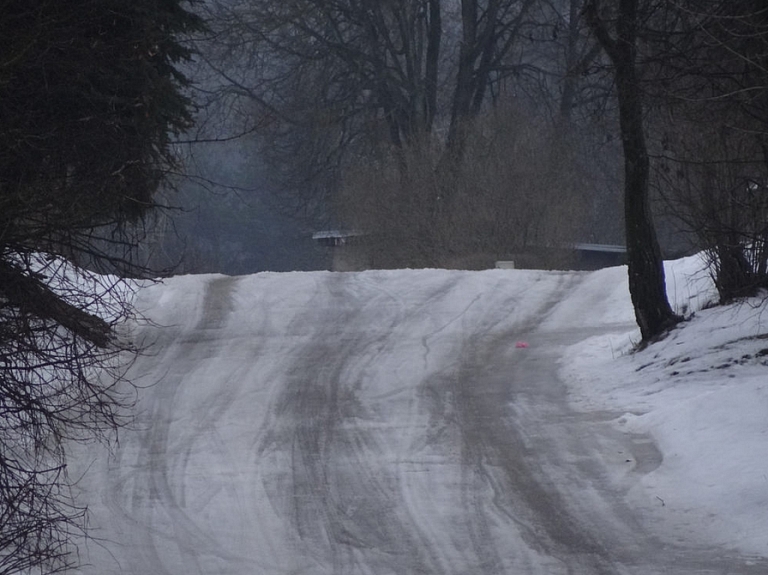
(198, 0, 613, 266)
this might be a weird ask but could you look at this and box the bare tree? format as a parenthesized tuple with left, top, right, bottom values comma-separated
(0, 255, 137, 575)
(648, 1, 768, 302)
(202, 0, 541, 187)
(584, 0, 681, 342)
(196, 0, 628, 269)
(654, 120, 768, 301)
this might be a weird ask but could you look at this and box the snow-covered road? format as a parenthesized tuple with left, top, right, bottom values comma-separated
(72, 268, 768, 574)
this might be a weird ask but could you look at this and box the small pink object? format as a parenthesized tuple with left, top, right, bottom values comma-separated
(515, 341, 529, 348)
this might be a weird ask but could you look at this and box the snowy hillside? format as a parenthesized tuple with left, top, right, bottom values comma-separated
(562, 255, 768, 558)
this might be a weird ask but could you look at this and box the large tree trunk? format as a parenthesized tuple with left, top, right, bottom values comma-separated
(586, 0, 680, 342)
(618, 65, 680, 340)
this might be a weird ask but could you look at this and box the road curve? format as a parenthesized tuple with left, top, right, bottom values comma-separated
(71, 269, 768, 574)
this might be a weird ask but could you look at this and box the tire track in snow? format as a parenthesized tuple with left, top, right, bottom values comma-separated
(262, 272, 444, 574)
(406, 271, 586, 574)
(143, 275, 252, 573)
(108, 275, 261, 574)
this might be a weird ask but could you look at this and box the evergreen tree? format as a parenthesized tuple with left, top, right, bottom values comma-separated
(0, 2, 204, 573)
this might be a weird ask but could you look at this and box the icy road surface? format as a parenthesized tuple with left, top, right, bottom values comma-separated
(73, 269, 768, 574)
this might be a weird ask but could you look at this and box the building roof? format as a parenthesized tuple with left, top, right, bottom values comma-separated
(573, 243, 627, 254)
(312, 230, 364, 240)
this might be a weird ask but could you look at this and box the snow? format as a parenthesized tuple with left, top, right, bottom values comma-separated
(561, 254, 768, 556)
(68, 253, 768, 572)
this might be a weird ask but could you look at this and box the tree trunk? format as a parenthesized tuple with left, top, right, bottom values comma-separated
(424, 0, 441, 134)
(586, 0, 680, 342)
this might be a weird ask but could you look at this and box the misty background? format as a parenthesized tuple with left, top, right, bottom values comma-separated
(144, 0, 696, 276)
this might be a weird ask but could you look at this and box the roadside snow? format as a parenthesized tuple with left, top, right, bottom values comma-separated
(560, 254, 768, 557)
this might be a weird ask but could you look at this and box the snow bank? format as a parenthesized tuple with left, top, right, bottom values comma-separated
(560, 255, 768, 556)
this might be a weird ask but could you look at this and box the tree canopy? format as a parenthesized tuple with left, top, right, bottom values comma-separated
(0, 2, 204, 573)
(0, 0, 202, 240)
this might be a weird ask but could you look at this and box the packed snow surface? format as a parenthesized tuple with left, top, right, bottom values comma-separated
(70, 256, 768, 574)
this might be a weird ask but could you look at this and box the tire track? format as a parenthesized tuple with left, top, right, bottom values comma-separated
(112, 275, 260, 574)
(261, 272, 457, 574)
